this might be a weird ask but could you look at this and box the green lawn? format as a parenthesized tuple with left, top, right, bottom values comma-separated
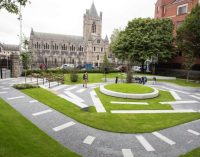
(0, 99, 80, 157)
(104, 83, 154, 94)
(64, 72, 200, 88)
(22, 88, 200, 133)
(159, 79, 200, 88)
(64, 73, 125, 85)
(95, 88, 173, 111)
(180, 147, 200, 157)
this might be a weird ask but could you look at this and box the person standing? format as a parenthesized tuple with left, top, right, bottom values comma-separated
(153, 76, 156, 85)
(83, 71, 88, 88)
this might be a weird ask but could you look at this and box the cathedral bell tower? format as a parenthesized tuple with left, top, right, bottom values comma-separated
(83, 2, 102, 41)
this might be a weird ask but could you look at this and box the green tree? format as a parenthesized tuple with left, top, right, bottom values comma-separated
(125, 18, 174, 73)
(110, 30, 133, 82)
(0, 0, 29, 14)
(101, 52, 110, 82)
(20, 37, 31, 83)
(101, 52, 109, 72)
(20, 52, 30, 83)
(176, 4, 200, 81)
(110, 18, 174, 76)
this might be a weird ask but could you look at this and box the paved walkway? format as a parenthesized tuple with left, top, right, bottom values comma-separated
(1, 77, 200, 157)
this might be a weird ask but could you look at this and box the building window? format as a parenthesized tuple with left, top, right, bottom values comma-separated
(101, 47, 103, 52)
(55, 58, 57, 65)
(35, 42, 40, 49)
(97, 39, 100, 43)
(93, 47, 96, 52)
(177, 4, 188, 15)
(163, 6, 166, 15)
(45, 58, 47, 65)
(62, 44, 67, 50)
(0, 47, 1, 52)
(97, 55, 99, 61)
(63, 44, 67, 50)
(156, 6, 159, 13)
(92, 21, 96, 33)
(45, 43, 49, 50)
(72, 59, 74, 64)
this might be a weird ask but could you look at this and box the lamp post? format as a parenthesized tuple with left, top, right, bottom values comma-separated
(151, 55, 158, 74)
(18, 5, 23, 53)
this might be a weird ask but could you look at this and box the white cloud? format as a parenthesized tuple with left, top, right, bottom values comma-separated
(0, 0, 156, 44)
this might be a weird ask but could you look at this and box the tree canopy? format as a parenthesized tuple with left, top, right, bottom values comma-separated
(176, 4, 200, 80)
(0, 0, 29, 14)
(110, 18, 175, 65)
(177, 4, 200, 59)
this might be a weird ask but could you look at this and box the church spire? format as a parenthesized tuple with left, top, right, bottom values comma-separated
(104, 35, 109, 43)
(89, 2, 99, 18)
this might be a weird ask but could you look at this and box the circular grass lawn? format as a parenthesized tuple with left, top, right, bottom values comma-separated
(104, 83, 154, 94)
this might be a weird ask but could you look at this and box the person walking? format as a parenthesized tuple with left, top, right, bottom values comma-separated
(83, 71, 88, 88)
(153, 76, 156, 85)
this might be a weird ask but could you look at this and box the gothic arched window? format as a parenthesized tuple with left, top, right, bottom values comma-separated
(92, 22, 96, 33)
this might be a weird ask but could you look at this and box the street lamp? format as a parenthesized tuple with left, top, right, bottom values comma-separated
(17, 5, 22, 53)
(151, 55, 158, 74)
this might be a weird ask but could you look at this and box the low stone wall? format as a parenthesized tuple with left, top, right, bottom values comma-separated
(100, 85, 159, 99)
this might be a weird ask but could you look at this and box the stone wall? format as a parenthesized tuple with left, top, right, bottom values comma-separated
(10, 54, 21, 78)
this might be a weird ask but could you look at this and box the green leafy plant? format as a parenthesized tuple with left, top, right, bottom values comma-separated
(13, 84, 39, 90)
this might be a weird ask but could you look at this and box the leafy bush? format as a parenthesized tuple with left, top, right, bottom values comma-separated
(21, 69, 120, 76)
(13, 84, 39, 90)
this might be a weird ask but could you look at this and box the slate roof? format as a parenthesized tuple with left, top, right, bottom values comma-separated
(31, 31, 84, 42)
(89, 2, 99, 18)
(0, 43, 19, 51)
(104, 35, 109, 42)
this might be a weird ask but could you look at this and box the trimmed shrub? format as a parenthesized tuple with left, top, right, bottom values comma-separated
(13, 84, 39, 90)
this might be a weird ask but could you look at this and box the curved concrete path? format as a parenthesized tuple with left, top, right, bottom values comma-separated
(0, 77, 200, 157)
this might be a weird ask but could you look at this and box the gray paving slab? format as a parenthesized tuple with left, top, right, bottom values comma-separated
(1, 78, 200, 157)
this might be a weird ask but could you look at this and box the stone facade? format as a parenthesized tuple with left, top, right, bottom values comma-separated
(10, 54, 21, 78)
(29, 3, 111, 68)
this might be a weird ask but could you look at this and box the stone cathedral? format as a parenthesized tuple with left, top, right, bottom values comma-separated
(29, 3, 110, 68)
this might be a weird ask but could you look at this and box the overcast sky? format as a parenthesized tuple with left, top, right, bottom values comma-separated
(0, 0, 156, 45)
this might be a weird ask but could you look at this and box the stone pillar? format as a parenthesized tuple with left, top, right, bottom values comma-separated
(10, 53, 21, 78)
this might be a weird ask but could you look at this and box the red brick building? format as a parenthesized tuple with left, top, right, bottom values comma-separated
(155, 0, 200, 68)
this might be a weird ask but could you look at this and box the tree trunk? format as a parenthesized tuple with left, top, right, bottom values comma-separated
(186, 70, 190, 82)
(152, 64, 156, 75)
(25, 69, 27, 84)
(126, 61, 133, 83)
(141, 62, 144, 73)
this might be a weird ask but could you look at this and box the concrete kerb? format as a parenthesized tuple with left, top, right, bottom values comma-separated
(40, 85, 89, 111)
(100, 85, 159, 99)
